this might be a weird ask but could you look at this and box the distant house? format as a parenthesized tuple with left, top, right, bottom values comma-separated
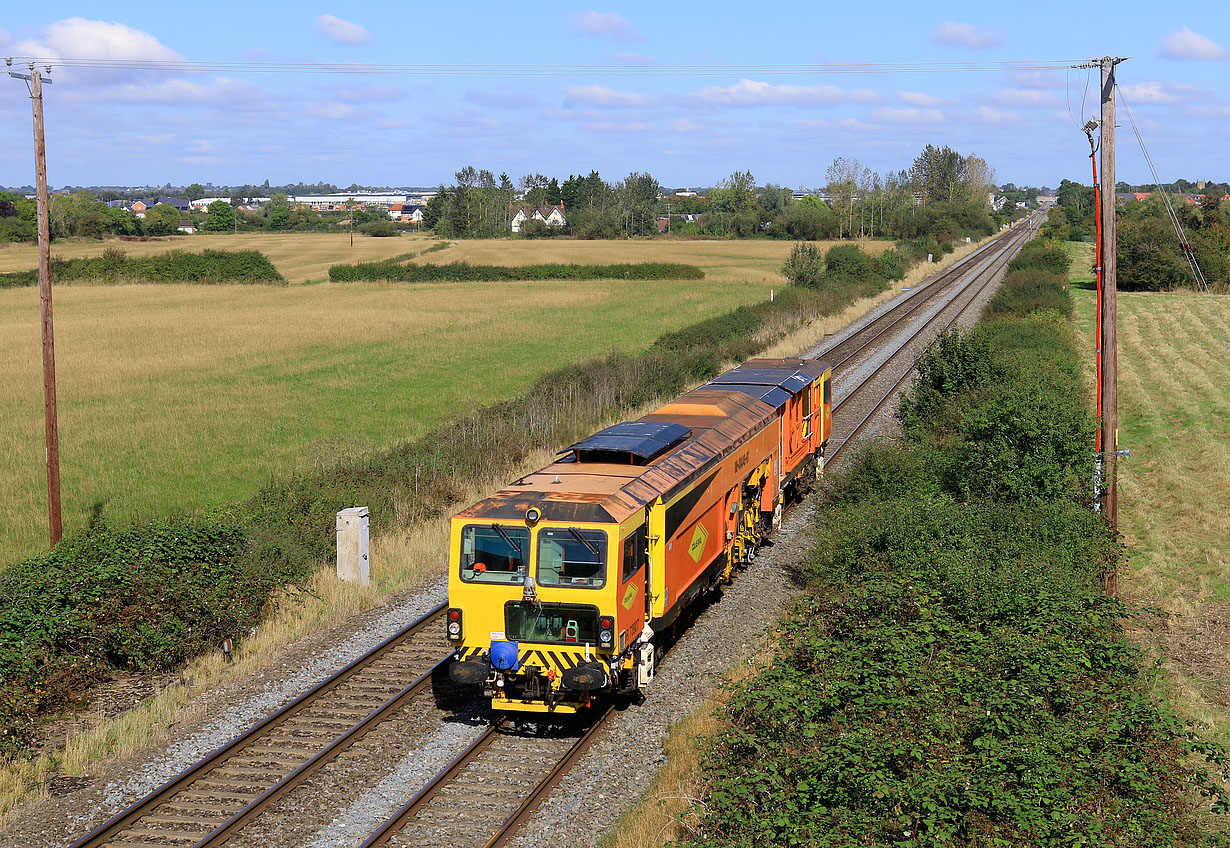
(129, 200, 151, 214)
(156, 197, 191, 212)
(509, 203, 566, 233)
(389, 203, 424, 225)
(176, 220, 197, 234)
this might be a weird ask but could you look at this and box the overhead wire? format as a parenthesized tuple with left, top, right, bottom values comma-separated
(1116, 86, 1230, 352)
(4, 55, 1091, 77)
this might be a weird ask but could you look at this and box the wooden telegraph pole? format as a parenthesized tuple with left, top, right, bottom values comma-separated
(8, 61, 62, 547)
(1099, 57, 1123, 537)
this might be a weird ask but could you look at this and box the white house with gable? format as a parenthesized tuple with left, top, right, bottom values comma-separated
(509, 203, 566, 233)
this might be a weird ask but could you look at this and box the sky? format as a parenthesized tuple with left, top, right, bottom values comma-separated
(0, 2, 1227, 191)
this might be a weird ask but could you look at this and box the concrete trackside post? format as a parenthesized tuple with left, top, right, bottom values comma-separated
(336, 507, 371, 586)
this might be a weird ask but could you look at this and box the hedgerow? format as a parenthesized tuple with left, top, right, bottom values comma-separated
(0, 269, 875, 753)
(327, 259, 703, 282)
(0, 248, 285, 288)
(683, 238, 1230, 845)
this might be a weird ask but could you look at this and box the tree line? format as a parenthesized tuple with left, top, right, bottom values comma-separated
(1044, 178, 1230, 290)
(422, 144, 1011, 243)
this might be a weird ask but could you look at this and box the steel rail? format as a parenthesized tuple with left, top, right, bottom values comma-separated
(484, 704, 617, 848)
(194, 658, 450, 847)
(68, 601, 448, 848)
(828, 213, 1041, 463)
(358, 723, 502, 848)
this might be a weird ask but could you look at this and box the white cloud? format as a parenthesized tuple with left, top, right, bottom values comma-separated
(16, 17, 182, 84)
(335, 85, 403, 104)
(975, 106, 1022, 124)
(992, 89, 1060, 107)
(697, 79, 876, 107)
(898, 91, 949, 107)
(867, 107, 945, 124)
(671, 118, 705, 132)
(568, 11, 640, 41)
(307, 101, 357, 120)
(315, 14, 370, 45)
(563, 84, 648, 108)
(1117, 81, 1203, 105)
(1006, 70, 1064, 90)
(931, 22, 1002, 49)
(1160, 27, 1228, 60)
(464, 89, 540, 109)
(67, 77, 269, 107)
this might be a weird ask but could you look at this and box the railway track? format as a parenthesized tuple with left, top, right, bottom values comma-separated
(68, 603, 449, 848)
(826, 211, 1042, 462)
(359, 708, 613, 848)
(65, 215, 1041, 848)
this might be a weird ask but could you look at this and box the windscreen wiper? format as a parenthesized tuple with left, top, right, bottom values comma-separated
(491, 523, 521, 553)
(568, 526, 601, 555)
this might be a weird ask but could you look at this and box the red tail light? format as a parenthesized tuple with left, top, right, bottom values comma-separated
(447, 607, 463, 641)
(598, 616, 614, 649)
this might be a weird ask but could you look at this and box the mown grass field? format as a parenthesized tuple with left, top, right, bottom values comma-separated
(0, 274, 774, 564)
(1068, 241, 1230, 745)
(0, 233, 884, 285)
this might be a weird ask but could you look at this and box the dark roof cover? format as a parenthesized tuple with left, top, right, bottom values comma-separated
(709, 383, 793, 408)
(568, 421, 690, 463)
(709, 367, 813, 393)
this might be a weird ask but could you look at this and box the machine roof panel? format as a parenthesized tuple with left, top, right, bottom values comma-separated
(567, 420, 690, 459)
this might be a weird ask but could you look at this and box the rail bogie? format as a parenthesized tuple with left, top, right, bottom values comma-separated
(447, 357, 832, 713)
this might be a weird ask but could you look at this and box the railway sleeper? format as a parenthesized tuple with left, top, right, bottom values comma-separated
(140, 812, 230, 828)
(117, 826, 209, 842)
(176, 789, 258, 803)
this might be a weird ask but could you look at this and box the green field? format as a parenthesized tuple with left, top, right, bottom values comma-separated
(0, 274, 773, 563)
(1068, 241, 1230, 745)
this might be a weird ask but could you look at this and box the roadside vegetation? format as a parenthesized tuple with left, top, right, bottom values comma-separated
(671, 238, 1230, 845)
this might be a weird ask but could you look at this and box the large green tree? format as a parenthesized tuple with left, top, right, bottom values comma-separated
(201, 200, 236, 232)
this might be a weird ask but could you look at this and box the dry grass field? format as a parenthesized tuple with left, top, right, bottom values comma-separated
(0, 233, 887, 285)
(1068, 242, 1230, 745)
(0, 274, 773, 563)
(412, 237, 888, 285)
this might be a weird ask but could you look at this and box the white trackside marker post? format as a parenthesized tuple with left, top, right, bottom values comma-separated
(336, 507, 371, 586)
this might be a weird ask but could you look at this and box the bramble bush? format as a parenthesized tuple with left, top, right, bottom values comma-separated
(327, 259, 703, 282)
(684, 236, 1230, 846)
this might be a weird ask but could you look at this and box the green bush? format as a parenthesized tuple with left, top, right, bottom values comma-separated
(359, 220, 398, 237)
(824, 243, 878, 284)
(327, 259, 703, 283)
(1007, 238, 1071, 275)
(0, 248, 285, 287)
(781, 242, 824, 287)
(985, 267, 1073, 318)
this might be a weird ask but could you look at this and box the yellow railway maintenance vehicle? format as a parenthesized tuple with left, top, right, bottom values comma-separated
(446, 357, 833, 713)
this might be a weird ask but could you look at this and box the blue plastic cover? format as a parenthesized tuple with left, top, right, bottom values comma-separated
(490, 640, 521, 671)
(568, 421, 691, 459)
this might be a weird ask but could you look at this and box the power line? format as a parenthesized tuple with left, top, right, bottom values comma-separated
(2, 55, 1091, 77)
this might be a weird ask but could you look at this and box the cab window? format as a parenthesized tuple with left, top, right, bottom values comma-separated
(801, 383, 813, 437)
(537, 527, 607, 589)
(460, 524, 529, 584)
(622, 526, 647, 582)
(822, 376, 832, 404)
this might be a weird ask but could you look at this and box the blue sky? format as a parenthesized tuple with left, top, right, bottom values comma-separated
(1, 2, 1227, 190)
